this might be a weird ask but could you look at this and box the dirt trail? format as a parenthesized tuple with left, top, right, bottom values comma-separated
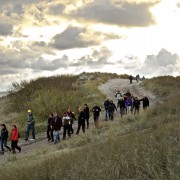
(99, 79, 158, 106)
(0, 79, 158, 165)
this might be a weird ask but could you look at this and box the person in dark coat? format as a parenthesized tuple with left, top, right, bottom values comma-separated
(10, 125, 21, 154)
(84, 104, 90, 129)
(133, 97, 140, 115)
(118, 97, 126, 117)
(0, 124, 11, 154)
(108, 100, 117, 120)
(76, 107, 85, 135)
(67, 108, 76, 134)
(104, 99, 110, 121)
(129, 75, 133, 84)
(139, 96, 149, 110)
(47, 114, 54, 142)
(62, 112, 71, 140)
(51, 112, 62, 144)
(92, 103, 101, 125)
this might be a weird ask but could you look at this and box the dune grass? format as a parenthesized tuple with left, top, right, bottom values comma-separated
(0, 75, 179, 179)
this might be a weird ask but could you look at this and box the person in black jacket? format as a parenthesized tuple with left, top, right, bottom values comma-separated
(62, 112, 71, 139)
(108, 100, 117, 120)
(76, 107, 85, 135)
(47, 114, 54, 142)
(92, 103, 101, 124)
(133, 97, 140, 115)
(0, 124, 11, 154)
(84, 104, 90, 129)
(139, 96, 149, 110)
(118, 97, 126, 117)
(67, 108, 76, 134)
(104, 99, 110, 121)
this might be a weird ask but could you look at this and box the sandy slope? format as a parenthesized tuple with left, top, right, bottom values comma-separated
(0, 79, 159, 164)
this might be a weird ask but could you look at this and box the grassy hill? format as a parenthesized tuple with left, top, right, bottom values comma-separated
(0, 74, 179, 180)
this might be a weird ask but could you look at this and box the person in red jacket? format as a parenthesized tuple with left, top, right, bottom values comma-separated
(10, 125, 21, 154)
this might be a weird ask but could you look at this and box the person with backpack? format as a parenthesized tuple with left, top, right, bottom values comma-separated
(51, 112, 62, 144)
(92, 103, 101, 126)
(108, 100, 117, 120)
(67, 108, 76, 134)
(10, 125, 21, 154)
(84, 104, 90, 129)
(115, 90, 122, 108)
(0, 124, 11, 154)
(47, 114, 54, 142)
(104, 99, 110, 121)
(118, 97, 126, 117)
(76, 107, 86, 135)
(25, 109, 35, 141)
(62, 112, 71, 140)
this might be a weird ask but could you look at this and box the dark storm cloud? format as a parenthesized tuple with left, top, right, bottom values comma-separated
(70, 0, 158, 27)
(50, 26, 98, 50)
(0, 23, 13, 36)
(31, 55, 68, 71)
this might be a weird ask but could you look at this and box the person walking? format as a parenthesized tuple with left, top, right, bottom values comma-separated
(119, 97, 125, 117)
(115, 90, 122, 108)
(133, 97, 140, 115)
(47, 114, 54, 142)
(0, 124, 11, 154)
(125, 97, 133, 114)
(51, 112, 62, 144)
(139, 96, 149, 110)
(136, 74, 140, 83)
(104, 99, 110, 121)
(67, 108, 76, 134)
(76, 107, 85, 135)
(108, 100, 117, 120)
(92, 103, 101, 126)
(84, 104, 90, 129)
(10, 125, 21, 154)
(62, 112, 71, 140)
(129, 75, 133, 84)
(25, 109, 35, 141)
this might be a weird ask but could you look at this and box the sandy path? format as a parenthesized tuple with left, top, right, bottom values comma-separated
(99, 79, 158, 107)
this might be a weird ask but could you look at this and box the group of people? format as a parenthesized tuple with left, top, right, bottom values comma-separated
(104, 90, 149, 119)
(0, 124, 21, 155)
(0, 89, 149, 155)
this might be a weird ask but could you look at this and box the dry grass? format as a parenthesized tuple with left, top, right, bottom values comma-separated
(0, 75, 179, 179)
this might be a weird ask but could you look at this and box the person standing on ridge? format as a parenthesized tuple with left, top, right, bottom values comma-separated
(25, 109, 35, 141)
(129, 75, 133, 84)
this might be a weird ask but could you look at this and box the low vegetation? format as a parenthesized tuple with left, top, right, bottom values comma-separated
(0, 74, 179, 179)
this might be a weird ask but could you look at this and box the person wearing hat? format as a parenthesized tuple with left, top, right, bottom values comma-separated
(25, 109, 35, 141)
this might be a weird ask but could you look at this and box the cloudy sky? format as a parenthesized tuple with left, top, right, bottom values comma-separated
(0, 0, 180, 91)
